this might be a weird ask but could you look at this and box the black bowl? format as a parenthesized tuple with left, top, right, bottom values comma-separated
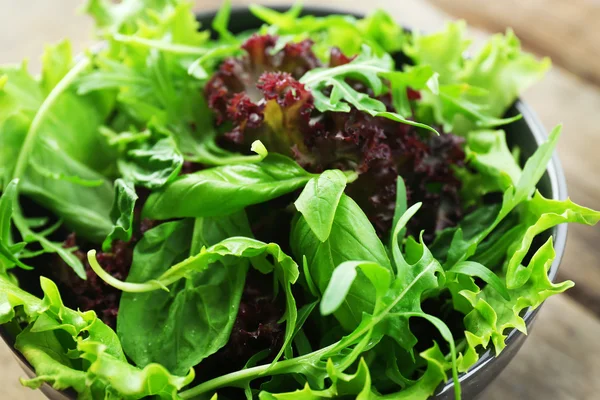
(1, 6, 568, 400)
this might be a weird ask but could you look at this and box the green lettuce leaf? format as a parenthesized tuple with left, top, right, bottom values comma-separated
(407, 22, 549, 132)
(458, 238, 573, 371)
(462, 29, 551, 118)
(1, 274, 193, 399)
(444, 125, 561, 268)
(79, 341, 195, 399)
(250, 5, 405, 59)
(504, 192, 600, 288)
(465, 129, 522, 191)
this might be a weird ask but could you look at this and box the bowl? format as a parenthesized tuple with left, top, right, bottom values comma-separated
(1, 6, 568, 400)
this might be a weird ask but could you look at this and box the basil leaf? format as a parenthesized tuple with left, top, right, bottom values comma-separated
(92, 236, 300, 369)
(102, 179, 138, 252)
(117, 213, 254, 375)
(291, 194, 392, 330)
(143, 154, 314, 219)
(294, 169, 347, 242)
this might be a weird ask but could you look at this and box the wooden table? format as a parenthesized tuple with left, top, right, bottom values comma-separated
(1, 1, 599, 399)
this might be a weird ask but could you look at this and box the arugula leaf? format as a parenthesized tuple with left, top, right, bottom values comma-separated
(300, 47, 438, 134)
(317, 231, 458, 397)
(117, 134, 184, 189)
(189, 211, 454, 399)
(292, 194, 392, 330)
(102, 179, 138, 252)
(381, 65, 438, 117)
(259, 358, 374, 399)
(117, 213, 252, 375)
(294, 169, 347, 242)
(212, 0, 236, 43)
(143, 154, 315, 220)
(390, 177, 409, 250)
(433, 84, 522, 132)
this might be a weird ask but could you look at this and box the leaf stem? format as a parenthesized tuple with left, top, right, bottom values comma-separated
(112, 34, 209, 56)
(11, 57, 91, 181)
(87, 250, 168, 292)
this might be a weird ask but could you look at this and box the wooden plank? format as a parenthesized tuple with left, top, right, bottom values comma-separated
(431, 0, 600, 85)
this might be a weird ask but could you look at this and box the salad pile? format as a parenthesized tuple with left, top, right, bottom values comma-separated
(1, 1, 599, 399)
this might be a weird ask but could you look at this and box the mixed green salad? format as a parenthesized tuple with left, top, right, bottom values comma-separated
(1, 1, 599, 399)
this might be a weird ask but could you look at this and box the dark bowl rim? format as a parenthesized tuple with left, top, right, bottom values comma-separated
(1, 5, 568, 399)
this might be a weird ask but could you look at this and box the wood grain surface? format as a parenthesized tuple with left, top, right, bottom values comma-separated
(1, 1, 599, 400)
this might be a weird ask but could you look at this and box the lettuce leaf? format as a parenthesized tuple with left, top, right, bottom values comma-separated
(458, 238, 572, 371)
(407, 22, 550, 132)
(0, 274, 193, 399)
